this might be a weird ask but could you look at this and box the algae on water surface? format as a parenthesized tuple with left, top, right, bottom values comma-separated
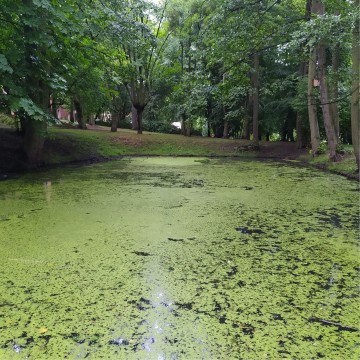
(0, 157, 358, 359)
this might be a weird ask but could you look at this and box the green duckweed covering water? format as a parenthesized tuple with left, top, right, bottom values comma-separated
(0, 157, 359, 359)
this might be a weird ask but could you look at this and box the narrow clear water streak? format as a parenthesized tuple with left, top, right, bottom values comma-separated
(0, 157, 358, 359)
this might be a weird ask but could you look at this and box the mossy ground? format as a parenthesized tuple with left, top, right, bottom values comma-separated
(0, 158, 358, 359)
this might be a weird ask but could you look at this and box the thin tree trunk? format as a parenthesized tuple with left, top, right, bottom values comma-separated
(351, 0, 360, 169)
(319, 46, 337, 160)
(296, 63, 307, 148)
(88, 114, 95, 126)
(241, 94, 251, 140)
(331, 43, 340, 139)
(252, 52, 259, 146)
(307, 47, 320, 156)
(181, 114, 186, 136)
(296, 0, 312, 149)
(111, 113, 118, 132)
(223, 120, 229, 138)
(316, 1, 338, 161)
(51, 94, 58, 119)
(74, 97, 86, 129)
(185, 120, 192, 136)
(69, 101, 74, 123)
(131, 105, 138, 130)
(136, 107, 143, 134)
(296, 112, 307, 148)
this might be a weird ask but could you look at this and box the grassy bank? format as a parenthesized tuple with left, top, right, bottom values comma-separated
(44, 126, 251, 162)
(0, 124, 358, 180)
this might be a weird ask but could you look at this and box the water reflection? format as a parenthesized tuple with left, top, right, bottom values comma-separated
(43, 179, 52, 203)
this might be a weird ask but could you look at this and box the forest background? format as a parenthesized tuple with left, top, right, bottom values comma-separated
(0, 0, 359, 169)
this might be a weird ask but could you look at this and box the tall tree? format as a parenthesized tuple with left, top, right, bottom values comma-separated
(351, 0, 359, 169)
(314, 0, 338, 161)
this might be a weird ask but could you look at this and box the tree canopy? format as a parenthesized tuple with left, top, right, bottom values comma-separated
(0, 0, 358, 167)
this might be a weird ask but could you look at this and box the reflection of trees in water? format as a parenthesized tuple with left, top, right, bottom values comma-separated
(44, 179, 52, 203)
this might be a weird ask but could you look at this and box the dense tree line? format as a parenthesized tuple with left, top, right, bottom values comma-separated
(0, 0, 358, 168)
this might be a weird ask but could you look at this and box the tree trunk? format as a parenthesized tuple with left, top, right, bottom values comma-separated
(296, 63, 308, 148)
(135, 106, 144, 134)
(181, 114, 185, 135)
(88, 114, 95, 126)
(131, 105, 138, 130)
(307, 47, 320, 156)
(296, 112, 307, 148)
(111, 113, 118, 132)
(318, 43, 337, 161)
(74, 97, 86, 129)
(69, 101, 74, 123)
(23, 117, 47, 167)
(252, 52, 260, 146)
(351, 0, 360, 169)
(316, 1, 338, 161)
(241, 94, 251, 140)
(330, 43, 340, 139)
(296, 0, 312, 149)
(51, 94, 58, 119)
(185, 119, 192, 136)
(223, 120, 229, 138)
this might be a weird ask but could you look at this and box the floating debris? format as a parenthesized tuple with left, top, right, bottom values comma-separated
(235, 227, 264, 235)
(142, 337, 155, 351)
(132, 251, 151, 257)
(168, 238, 184, 242)
(109, 338, 129, 346)
(12, 344, 22, 353)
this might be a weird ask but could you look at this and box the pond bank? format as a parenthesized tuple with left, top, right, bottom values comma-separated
(0, 127, 358, 181)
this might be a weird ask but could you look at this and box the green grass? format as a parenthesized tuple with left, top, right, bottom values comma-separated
(44, 127, 359, 180)
(1, 124, 357, 180)
(45, 126, 249, 160)
(300, 149, 358, 179)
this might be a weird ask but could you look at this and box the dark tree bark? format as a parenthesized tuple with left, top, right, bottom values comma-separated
(296, 0, 312, 149)
(330, 43, 340, 139)
(131, 105, 138, 130)
(307, 46, 320, 156)
(21, 0, 49, 167)
(185, 119, 192, 136)
(51, 94, 58, 119)
(23, 117, 47, 167)
(241, 93, 251, 140)
(111, 112, 118, 132)
(315, 1, 338, 161)
(74, 97, 86, 129)
(223, 120, 229, 138)
(252, 52, 260, 146)
(88, 114, 95, 126)
(134, 106, 144, 134)
(296, 63, 308, 148)
(351, 0, 360, 169)
(69, 101, 75, 123)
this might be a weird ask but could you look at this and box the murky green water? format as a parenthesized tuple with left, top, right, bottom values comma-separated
(0, 157, 359, 359)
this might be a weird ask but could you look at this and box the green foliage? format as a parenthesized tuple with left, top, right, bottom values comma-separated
(0, 0, 356, 164)
(0, 55, 13, 74)
(0, 113, 16, 128)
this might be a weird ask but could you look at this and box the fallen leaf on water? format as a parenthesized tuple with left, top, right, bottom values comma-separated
(39, 327, 48, 334)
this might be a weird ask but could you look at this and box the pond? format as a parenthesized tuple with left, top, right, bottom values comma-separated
(0, 157, 359, 359)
